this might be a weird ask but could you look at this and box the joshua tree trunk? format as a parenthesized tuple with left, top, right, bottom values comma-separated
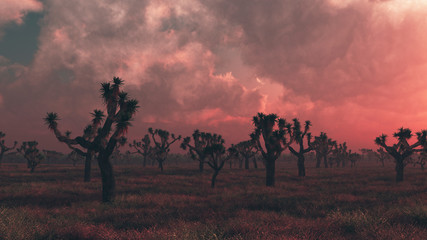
(323, 155, 328, 168)
(143, 156, 147, 167)
(211, 170, 219, 188)
(252, 157, 258, 169)
(297, 156, 306, 177)
(97, 153, 115, 202)
(265, 158, 276, 186)
(245, 157, 249, 169)
(159, 160, 164, 172)
(84, 151, 93, 182)
(199, 160, 204, 172)
(315, 154, 321, 168)
(395, 159, 404, 182)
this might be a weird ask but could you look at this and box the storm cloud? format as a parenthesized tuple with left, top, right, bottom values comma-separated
(1, 0, 427, 150)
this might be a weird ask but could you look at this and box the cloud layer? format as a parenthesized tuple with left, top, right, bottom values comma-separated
(2, 0, 427, 151)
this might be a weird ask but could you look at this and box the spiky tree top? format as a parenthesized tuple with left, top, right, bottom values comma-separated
(234, 139, 259, 159)
(149, 128, 181, 154)
(311, 132, 336, 155)
(130, 134, 151, 154)
(289, 118, 312, 152)
(375, 127, 423, 159)
(17, 141, 44, 169)
(44, 77, 139, 155)
(181, 129, 211, 161)
(0, 131, 17, 154)
(251, 113, 293, 160)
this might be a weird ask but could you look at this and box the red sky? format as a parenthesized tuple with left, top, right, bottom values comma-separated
(1, 0, 427, 152)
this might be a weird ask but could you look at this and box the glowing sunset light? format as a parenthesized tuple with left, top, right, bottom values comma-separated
(1, 0, 427, 152)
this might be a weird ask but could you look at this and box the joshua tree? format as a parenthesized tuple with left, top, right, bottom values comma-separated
(67, 150, 84, 166)
(44, 109, 105, 182)
(0, 131, 17, 166)
(338, 142, 349, 167)
(234, 139, 259, 169)
(251, 113, 293, 186)
(17, 141, 44, 172)
(129, 134, 152, 167)
(374, 147, 390, 167)
(375, 127, 424, 182)
(349, 150, 361, 168)
(413, 152, 426, 170)
(180, 130, 210, 172)
(45, 77, 139, 202)
(311, 132, 335, 168)
(288, 119, 312, 177)
(149, 128, 181, 172)
(203, 134, 237, 188)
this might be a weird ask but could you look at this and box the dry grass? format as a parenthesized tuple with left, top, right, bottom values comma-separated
(0, 162, 426, 239)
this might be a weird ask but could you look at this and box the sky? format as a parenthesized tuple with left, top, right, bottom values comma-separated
(1, 0, 427, 153)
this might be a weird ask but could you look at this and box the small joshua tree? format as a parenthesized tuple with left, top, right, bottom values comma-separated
(251, 113, 293, 186)
(288, 118, 312, 177)
(311, 132, 335, 168)
(348, 150, 361, 168)
(374, 147, 390, 167)
(180, 130, 210, 172)
(375, 127, 423, 182)
(67, 150, 84, 166)
(17, 141, 44, 172)
(45, 77, 138, 202)
(45, 109, 105, 182)
(413, 152, 426, 170)
(234, 139, 259, 169)
(129, 134, 152, 167)
(149, 128, 181, 172)
(0, 131, 17, 166)
(203, 134, 237, 188)
(338, 142, 349, 167)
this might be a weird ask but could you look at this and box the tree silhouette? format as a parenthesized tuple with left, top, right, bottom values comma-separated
(45, 77, 138, 202)
(375, 127, 424, 182)
(251, 113, 293, 186)
(17, 141, 44, 172)
(203, 134, 237, 188)
(348, 150, 361, 168)
(413, 152, 426, 170)
(44, 109, 104, 182)
(374, 147, 390, 167)
(149, 128, 181, 172)
(288, 119, 312, 177)
(234, 139, 259, 169)
(0, 131, 17, 167)
(311, 132, 335, 168)
(129, 134, 152, 167)
(338, 142, 348, 167)
(181, 130, 210, 172)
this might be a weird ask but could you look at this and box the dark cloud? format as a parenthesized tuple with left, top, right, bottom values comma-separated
(1, 0, 427, 151)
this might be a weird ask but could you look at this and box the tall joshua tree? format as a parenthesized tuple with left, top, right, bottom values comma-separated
(235, 139, 259, 169)
(375, 127, 424, 182)
(288, 119, 312, 177)
(251, 113, 293, 186)
(181, 130, 210, 172)
(129, 134, 152, 167)
(0, 132, 17, 166)
(44, 109, 104, 182)
(311, 132, 335, 168)
(45, 77, 138, 202)
(149, 128, 181, 172)
(17, 141, 44, 172)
